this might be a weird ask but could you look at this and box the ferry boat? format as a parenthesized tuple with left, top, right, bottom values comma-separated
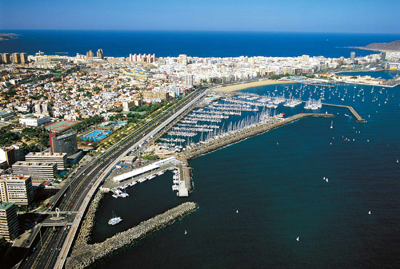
(108, 211, 122, 225)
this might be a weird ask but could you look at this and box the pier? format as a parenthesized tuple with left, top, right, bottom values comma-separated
(66, 202, 198, 269)
(182, 113, 334, 160)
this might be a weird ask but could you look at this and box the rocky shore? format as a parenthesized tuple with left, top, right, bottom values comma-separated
(66, 201, 198, 269)
(76, 191, 105, 244)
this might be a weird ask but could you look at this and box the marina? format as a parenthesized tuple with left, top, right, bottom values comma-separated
(75, 75, 399, 269)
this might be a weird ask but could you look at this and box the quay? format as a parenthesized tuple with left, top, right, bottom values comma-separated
(101, 156, 191, 197)
(182, 113, 334, 160)
(66, 202, 198, 269)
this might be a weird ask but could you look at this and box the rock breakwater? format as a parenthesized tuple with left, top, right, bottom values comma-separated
(66, 201, 198, 269)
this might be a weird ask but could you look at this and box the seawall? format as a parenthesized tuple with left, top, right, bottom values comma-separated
(66, 202, 198, 269)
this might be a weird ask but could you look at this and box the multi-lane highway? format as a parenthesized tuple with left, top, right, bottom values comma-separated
(18, 88, 208, 269)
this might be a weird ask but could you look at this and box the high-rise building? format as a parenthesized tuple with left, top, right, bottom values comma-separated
(381, 52, 386, 61)
(41, 103, 48, 114)
(0, 145, 24, 167)
(20, 53, 28, 64)
(86, 50, 94, 58)
(25, 152, 67, 170)
(350, 52, 356, 62)
(302, 55, 310, 62)
(0, 54, 3, 64)
(178, 54, 187, 66)
(97, 49, 104, 59)
(0, 202, 19, 241)
(0, 175, 34, 206)
(12, 162, 57, 180)
(2, 53, 10, 64)
(185, 74, 193, 87)
(50, 132, 78, 156)
(11, 53, 20, 64)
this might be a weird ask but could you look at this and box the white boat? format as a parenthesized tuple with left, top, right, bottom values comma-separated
(108, 211, 122, 225)
(112, 194, 119, 198)
(330, 120, 333, 129)
(172, 184, 179, 191)
(184, 230, 187, 235)
(148, 175, 156, 180)
(138, 177, 147, 183)
(296, 237, 300, 241)
(157, 171, 164, 176)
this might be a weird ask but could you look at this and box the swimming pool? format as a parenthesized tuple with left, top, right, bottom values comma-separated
(83, 130, 112, 141)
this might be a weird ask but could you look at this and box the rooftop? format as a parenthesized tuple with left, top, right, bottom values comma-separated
(26, 152, 66, 157)
(0, 175, 30, 181)
(13, 161, 56, 167)
(0, 201, 15, 211)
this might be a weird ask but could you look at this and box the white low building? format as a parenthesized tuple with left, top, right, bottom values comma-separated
(19, 114, 51, 127)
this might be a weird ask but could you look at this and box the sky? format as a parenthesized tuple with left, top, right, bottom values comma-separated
(1, 0, 400, 33)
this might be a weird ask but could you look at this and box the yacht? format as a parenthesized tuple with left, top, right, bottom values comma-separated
(108, 211, 122, 225)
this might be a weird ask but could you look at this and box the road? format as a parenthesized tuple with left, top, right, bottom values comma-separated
(17, 88, 208, 269)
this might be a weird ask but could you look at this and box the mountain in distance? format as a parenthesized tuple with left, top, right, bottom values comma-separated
(349, 40, 400, 52)
(0, 33, 18, 43)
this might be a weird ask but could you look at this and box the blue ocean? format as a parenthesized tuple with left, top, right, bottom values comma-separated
(2, 31, 400, 268)
(1, 30, 400, 58)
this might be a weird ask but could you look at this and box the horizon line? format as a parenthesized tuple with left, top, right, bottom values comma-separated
(1, 29, 400, 35)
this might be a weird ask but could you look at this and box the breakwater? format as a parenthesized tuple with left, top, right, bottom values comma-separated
(182, 113, 334, 160)
(321, 103, 366, 122)
(76, 191, 104, 244)
(66, 202, 198, 269)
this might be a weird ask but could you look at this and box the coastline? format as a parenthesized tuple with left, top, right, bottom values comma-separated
(213, 80, 293, 92)
(345, 46, 400, 53)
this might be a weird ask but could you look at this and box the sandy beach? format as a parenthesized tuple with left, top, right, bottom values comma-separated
(213, 80, 294, 92)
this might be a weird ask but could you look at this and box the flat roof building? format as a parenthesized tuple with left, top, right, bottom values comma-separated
(0, 202, 19, 241)
(19, 114, 51, 127)
(0, 175, 34, 206)
(25, 152, 67, 170)
(12, 161, 57, 180)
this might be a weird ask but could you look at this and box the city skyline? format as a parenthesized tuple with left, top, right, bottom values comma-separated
(1, 0, 400, 34)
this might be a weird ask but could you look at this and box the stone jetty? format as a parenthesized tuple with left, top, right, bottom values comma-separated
(182, 113, 334, 160)
(76, 191, 104, 244)
(66, 202, 198, 269)
(321, 103, 366, 122)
